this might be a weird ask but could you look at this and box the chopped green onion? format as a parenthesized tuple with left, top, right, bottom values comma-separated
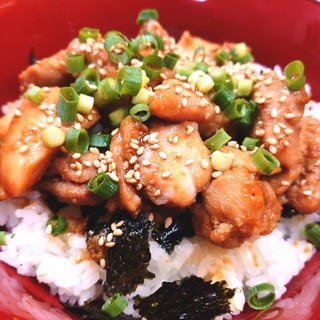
(64, 127, 89, 154)
(236, 78, 253, 97)
(73, 68, 99, 95)
(284, 60, 305, 91)
(136, 9, 159, 24)
(129, 103, 151, 122)
(57, 87, 79, 124)
(87, 172, 118, 200)
(242, 137, 261, 151)
(210, 69, 227, 85)
(196, 74, 214, 93)
(78, 27, 99, 42)
(108, 106, 129, 126)
(214, 49, 230, 65)
(301, 222, 320, 249)
(94, 77, 120, 107)
(89, 133, 111, 151)
(251, 147, 281, 175)
(102, 294, 128, 317)
(246, 283, 276, 310)
(204, 128, 232, 151)
(46, 215, 68, 236)
(231, 42, 253, 64)
(193, 61, 209, 73)
(213, 87, 236, 110)
(142, 54, 163, 79)
(131, 34, 160, 59)
(104, 31, 132, 65)
(117, 66, 143, 96)
(24, 85, 46, 104)
(164, 52, 179, 69)
(0, 231, 6, 246)
(77, 93, 94, 114)
(132, 87, 151, 105)
(193, 46, 205, 63)
(41, 127, 65, 147)
(66, 53, 86, 74)
(224, 99, 258, 127)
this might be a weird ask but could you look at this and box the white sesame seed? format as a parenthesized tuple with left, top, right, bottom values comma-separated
(200, 158, 209, 169)
(302, 190, 312, 196)
(98, 236, 105, 246)
(185, 159, 194, 166)
(270, 108, 278, 118)
(19, 145, 29, 153)
(164, 217, 173, 228)
(154, 189, 161, 197)
(45, 224, 53, 234)
(269, 145, 278, 154)
(108, 172, 119, 182)
(266, 137, 278, 145)
(105, 241, 115, 248)
(113, 228, 123, 237)
(186, 125, 195, 135)
(281, 180, 291, 186)
(137, 146, 145, 155)
(106, 232, 114, 242)
(99, 258, 106, 268)
(255, 97, 266, 104)
(161, 171, 171, 178)
(212, 171, 222, 178)
(116, 220, 125, 227)
(130, 142, 139, 150)
(142, 159, 151, 166)
(181, 97, 188, 107)
(72, 153, 82, 159)
(150, 144, 160, 150)
(278, 95, 287, 102)
(159, 151, 167, 160)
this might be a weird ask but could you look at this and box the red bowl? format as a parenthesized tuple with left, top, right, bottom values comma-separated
(0, 0, 320, 319)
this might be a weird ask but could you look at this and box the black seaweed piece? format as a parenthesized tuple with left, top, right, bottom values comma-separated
(103, 211, 155, 296)
(151, 210, 195, 254)
(133, 275, 236, 320)
(281, 203, 300, 218)
(63, 302, 136, 320)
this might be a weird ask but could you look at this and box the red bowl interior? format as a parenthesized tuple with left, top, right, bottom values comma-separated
(0, 0, 320, 319)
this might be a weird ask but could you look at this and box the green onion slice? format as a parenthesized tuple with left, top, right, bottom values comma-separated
(41, 127, 65, 148)
(94, 77, 120, 107)
(301, 222, 320, 249)
(164, 52, 179, 70)
(236, 78, 253, 97)
(46, 215, 68, 236)
(284, 60, 305, 91)
(117, 66, 143, 96)
(73, 68, 99, 95)
(246, 283, 276, 310)
(214, 49, 230, 65)
(24, 85, 46, 104)
(193, 46, 205, 63)
(251, 147, 281, 175)
(64, 127, 89, 154)
(142, 54, 163, 79)
(0, 231, 6, 246)
(129, 103, 151, 122)
(89, 133, 111, 151)
(104, 31, 132, 65)
(231, 42, 253, 64)
(77, 93, 94, 114)
(131, 34, 160, 59)
(57, 87, 79, 124)
(204, 128, 232, 151)
(87, 172, 118, 200)
(108, 106, 129, 127)
(213, 87, 236, 110)
(136, 9, 159, 24)
(66, 53, 86, 74)
(78, 27, 99, 42)
(242, 137, 261, 151)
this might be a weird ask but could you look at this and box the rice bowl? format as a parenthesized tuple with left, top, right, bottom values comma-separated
(1, 1, 320, 320)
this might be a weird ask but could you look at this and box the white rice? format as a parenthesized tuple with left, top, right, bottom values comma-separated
(0, 190, 317, 319)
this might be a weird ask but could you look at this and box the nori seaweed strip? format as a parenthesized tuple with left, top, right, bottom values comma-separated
(103, 211, 155, 296)
(133, 275, 236, 320)
(63, 302, 136, 320)
(151, 210, 195, 254)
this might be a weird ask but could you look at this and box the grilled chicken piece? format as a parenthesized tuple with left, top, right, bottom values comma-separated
(138, 119, 212, 207)
(286, 116, 320, 214)
(19, 34, 118, 92)
(192, 147, 281, 248)
(251, 70, 310, 195)
(0, 86, 100, 198)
